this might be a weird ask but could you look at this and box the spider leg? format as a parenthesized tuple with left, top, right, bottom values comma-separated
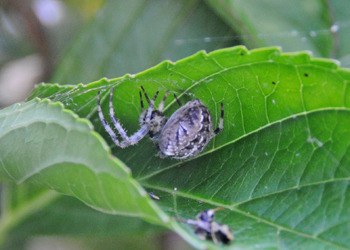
(140, 86, 160, 107)
(140, 90, 148, 124)
(140, 86, 159, 122)
(158, 91, 169, 112)
(97, 90, 122, 147)
(173, 93, 182, 107)
(110, 87, 156, 147)
(214, 102, 224, 135)
(139, 90, 144, 111)
(144, 89, 159, 118)
(109, 87, 131, 143)
(121, 86, 159, 147)
(121, 124, 149, 147)
(140, 86, 151, 104)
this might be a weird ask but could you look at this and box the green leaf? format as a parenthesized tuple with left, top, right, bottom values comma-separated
(0, 98, 165, 219)
(206, 0, 350, 62)
(52, 0, 236, 84)
(0, 97, 205, 248)
(3, 46, 350, 249)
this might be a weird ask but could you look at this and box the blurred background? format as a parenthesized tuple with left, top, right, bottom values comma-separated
(0, 0, 100, 107)
(0, 0, 237, 108)
(0, 0, 349, 249)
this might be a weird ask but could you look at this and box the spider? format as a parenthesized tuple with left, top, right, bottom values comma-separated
(97, 86, 224, 159)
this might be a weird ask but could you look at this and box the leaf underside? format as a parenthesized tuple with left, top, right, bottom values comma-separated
(2, 46, 350, 249)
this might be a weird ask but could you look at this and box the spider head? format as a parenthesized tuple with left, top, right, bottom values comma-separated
(140, 110, 167, 140)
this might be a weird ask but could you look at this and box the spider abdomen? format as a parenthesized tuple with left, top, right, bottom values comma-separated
(158, 100, 214, 159)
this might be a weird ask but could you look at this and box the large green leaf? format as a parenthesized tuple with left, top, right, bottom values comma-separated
(53, 0, 236, 84)
(0, 97, 204, 248)
(0, 98, 162, 220)
(206, 0, 350, 64)
(2, 46, 350, 249)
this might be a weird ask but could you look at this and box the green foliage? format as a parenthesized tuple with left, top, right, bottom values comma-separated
(1, 46, 350, 249)
(0, 98, 164, 221)
(2, 0, 350, 248)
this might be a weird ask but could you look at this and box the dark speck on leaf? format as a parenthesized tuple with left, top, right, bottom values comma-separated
(272, 81, 276, 85)
(304, 73, 309, 77)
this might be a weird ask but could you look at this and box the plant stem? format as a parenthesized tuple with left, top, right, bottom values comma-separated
(0, 189, 60, 246)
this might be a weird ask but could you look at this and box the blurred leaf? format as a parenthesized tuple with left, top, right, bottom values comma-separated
(52, 0, 236, 84)
(328, 0, 350, 67)
(205, 0, 350, 63)
(18, 46, 350, 249)
(3, 184, 164, 249)
(64, 0, 105, 19)
(14, 195, 160, 236)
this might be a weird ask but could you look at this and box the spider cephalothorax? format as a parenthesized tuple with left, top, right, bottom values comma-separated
(97, 86, 224, 160)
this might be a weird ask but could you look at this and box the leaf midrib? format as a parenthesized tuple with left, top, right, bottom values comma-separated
(138, 107, 350, 181)
(142, 177, 350, 250)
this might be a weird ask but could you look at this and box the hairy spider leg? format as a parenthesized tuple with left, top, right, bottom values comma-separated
(140, 86, 151, 104)
(140, 86, 160, 122)
(123, 90, 160, 146)
(122, 91, 159, 147)
(114, 88, 159, 147)
(98, 88, 159, 148)
(140, 86, 161, 106)
(214, 103, 224, 135)
(146, 90, 160, 112)
(141, 86, 176, 111)
(109, 87, 129, 141)
(97, 90, 122, 147)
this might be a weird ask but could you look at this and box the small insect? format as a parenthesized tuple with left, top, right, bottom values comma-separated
(148, 192, 160, 201)
(181, 207, 234, 245)
(97, 86, 224, 159)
